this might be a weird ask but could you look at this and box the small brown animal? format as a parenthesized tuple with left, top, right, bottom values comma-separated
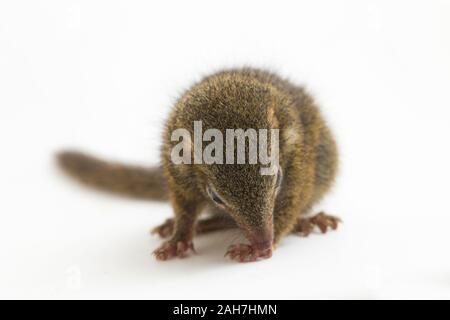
(57, 68, 341, 262)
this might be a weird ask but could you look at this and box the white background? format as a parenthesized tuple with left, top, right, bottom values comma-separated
(1, 0, 450, 299)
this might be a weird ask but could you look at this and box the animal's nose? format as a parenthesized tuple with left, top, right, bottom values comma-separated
(253, 239, 273, 251)
(249, 225, 274, 250)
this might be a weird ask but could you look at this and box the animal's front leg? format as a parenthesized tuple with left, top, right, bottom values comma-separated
(153, 215, 197, 260)
(153, 188, 203, 261)
(273, 190, 308, 246)
(273, 158, 315, 246)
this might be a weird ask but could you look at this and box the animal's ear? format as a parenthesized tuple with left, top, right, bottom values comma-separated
(282, 126, 302, 154)
(283, 126, 300, 144)
(267, 106, 279, 128)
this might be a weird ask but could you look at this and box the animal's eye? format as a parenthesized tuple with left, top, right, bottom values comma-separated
(275, 168, 282, 188)
(207, 187, 225, 206)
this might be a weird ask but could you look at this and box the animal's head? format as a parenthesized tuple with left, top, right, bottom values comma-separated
(200, 162, 282, 248)
(193, 78, 284, 247)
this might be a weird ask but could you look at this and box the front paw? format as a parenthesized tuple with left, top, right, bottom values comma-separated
(225, 243, 272, 262)
(153, 240, 195, 261)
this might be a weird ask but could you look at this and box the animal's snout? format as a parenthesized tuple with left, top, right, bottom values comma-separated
(248, 224, 274, 250)
(253, 239, 273, 251)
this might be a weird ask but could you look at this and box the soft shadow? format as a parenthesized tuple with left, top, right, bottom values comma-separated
(100, 228, 250, 281)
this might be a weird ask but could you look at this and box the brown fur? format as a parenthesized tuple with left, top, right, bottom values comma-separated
(57, 151, 167, 201)
(57, 68, 339, 262)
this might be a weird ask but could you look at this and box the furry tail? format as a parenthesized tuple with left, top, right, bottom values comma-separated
(56, 151, 168, 201)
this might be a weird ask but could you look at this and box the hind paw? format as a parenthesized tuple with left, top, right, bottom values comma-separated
(151, 218, 175, 238)
(293, 212, 341, 237)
